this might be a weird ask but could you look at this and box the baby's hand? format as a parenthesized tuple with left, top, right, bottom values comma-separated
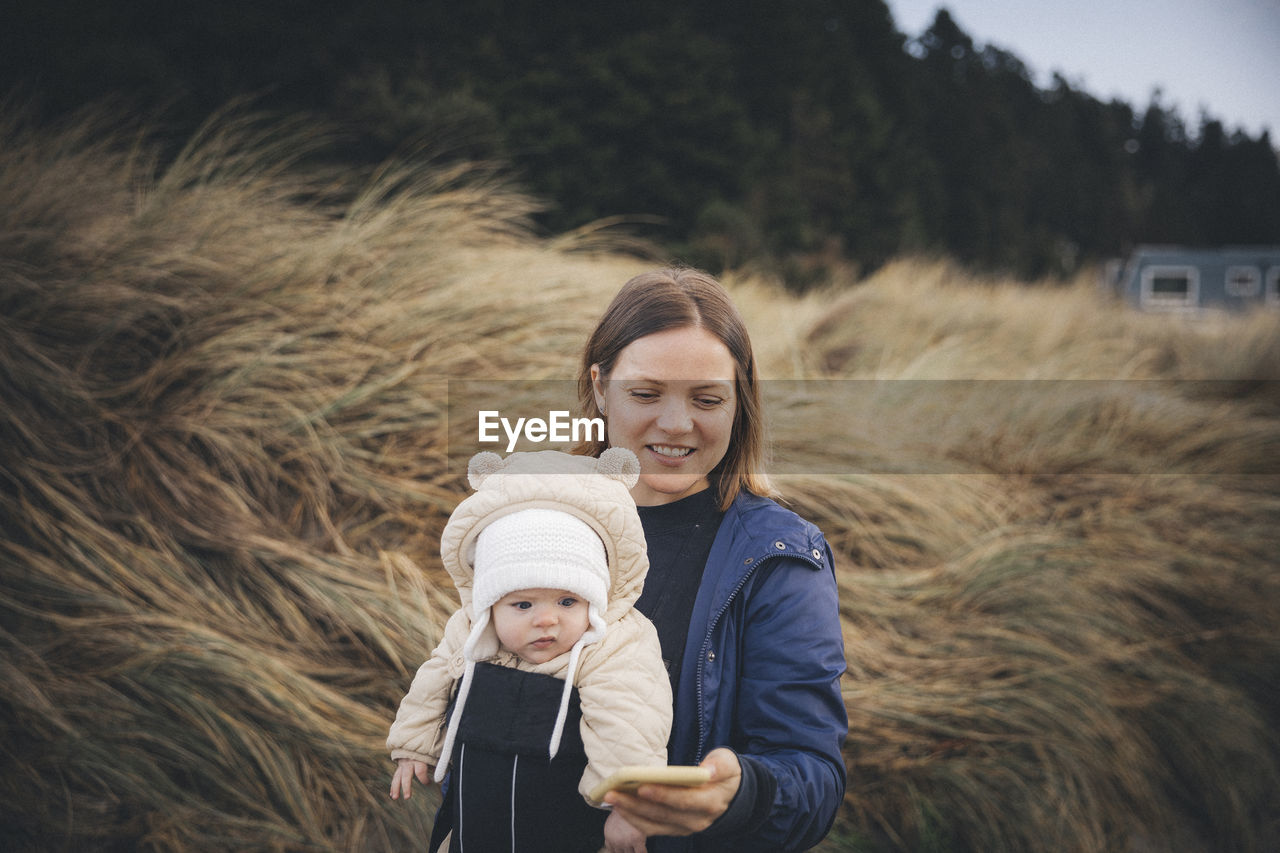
(603, 809, 647, 852)
(389, 758, 433, 800)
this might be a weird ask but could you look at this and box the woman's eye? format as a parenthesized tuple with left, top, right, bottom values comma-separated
(628, 389, 658, 401)
(695, 396, 724, 408)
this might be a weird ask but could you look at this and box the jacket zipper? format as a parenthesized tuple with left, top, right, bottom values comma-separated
(693, 547, 824, 760)
(693, 557, 762, 761)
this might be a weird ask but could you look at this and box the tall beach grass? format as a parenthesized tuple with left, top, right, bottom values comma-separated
(2, 108, 1278, 851)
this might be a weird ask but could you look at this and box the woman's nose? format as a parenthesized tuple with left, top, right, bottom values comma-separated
(655, 399, 693, 434)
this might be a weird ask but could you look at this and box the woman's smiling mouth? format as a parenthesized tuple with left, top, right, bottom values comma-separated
(649, 444, 694, 459)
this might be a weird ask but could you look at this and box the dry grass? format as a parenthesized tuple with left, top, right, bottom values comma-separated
(2, 108, 1278, 852)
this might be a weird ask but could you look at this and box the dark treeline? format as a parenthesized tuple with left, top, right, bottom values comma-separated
(6, 0, 1279, 282)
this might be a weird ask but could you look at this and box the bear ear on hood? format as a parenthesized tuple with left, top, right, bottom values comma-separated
(467, 451, 506, 490)
(597, 447, 640, 489)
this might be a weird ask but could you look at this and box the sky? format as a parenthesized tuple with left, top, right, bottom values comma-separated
(885, 0, 1280, 139)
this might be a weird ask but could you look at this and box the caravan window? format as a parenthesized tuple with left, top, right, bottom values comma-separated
(1140, 265, 1199, 309)
(1267, 267, 1280, 307)
(1225, 266, 1261, 297)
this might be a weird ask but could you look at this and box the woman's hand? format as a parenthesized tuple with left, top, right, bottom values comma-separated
(389, 758, 433, 800)
(602, 749, 741, 837)
(603, 809, 648, 852)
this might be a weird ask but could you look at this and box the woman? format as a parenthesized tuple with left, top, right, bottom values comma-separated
(576, 268, 847, 852)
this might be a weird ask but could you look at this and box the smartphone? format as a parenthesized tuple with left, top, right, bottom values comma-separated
(588, 765, 712, 802)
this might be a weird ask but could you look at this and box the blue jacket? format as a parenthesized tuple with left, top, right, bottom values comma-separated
(657, 492, 848, 852)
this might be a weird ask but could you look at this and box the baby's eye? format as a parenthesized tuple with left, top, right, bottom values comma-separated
(558, 596, 580, 608)
(512, 601, 533, 610)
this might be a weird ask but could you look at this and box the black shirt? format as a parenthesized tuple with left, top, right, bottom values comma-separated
(635, 487, 724, 692)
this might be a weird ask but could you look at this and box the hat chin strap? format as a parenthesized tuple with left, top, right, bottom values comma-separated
(433, 608, 491, 783)
(549, 608, 606, 758)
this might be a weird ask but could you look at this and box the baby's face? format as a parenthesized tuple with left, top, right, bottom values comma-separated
(491, 588, 590, 664)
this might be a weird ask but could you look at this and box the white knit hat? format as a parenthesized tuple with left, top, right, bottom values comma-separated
(471, 508, 610, 621)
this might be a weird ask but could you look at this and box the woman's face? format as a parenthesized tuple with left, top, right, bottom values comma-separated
(592, 325, 737, 506)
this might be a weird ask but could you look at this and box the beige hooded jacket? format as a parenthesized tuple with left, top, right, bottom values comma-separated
(386, 449, 672, 804)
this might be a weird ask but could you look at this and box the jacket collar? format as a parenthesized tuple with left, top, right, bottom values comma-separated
(703, 492, 827, 598)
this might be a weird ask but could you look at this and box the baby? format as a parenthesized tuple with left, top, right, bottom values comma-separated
(387, 449, 671, 853)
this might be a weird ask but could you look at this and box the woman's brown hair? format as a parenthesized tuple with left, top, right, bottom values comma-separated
(576, 267, 772, 509)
